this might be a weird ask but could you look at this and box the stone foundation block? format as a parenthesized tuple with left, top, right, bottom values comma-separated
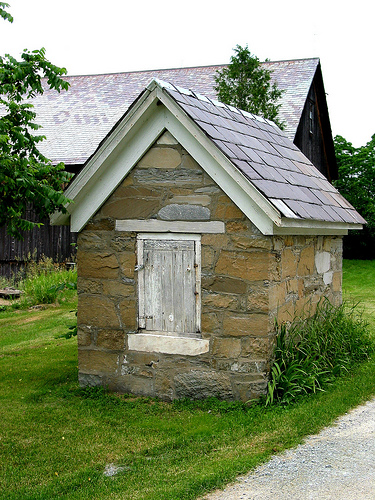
(174, 370, 233, 400)
(78, 349, 119, 375)
(96, 329, 125, 350)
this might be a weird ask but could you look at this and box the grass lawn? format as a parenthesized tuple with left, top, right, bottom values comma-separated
(1, 261, 375, 500)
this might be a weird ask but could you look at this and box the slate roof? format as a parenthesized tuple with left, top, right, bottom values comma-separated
(156, 80, 364, 225)
(31, 59, 320, 167)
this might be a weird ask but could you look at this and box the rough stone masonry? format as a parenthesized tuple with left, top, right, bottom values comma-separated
(76, 131, 343, 401)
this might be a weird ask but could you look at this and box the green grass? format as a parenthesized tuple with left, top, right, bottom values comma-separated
(0, 260, 375, 499)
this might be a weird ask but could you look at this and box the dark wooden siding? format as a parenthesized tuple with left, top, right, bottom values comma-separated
(0, 208, 77, 278)
(294, 65, 337, 182)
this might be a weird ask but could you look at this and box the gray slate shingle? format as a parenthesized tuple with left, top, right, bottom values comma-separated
(160, 81, 365, 226)
(30, 59, 320, 165)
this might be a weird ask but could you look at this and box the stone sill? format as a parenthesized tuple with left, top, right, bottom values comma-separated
(128, 333, 209, 356)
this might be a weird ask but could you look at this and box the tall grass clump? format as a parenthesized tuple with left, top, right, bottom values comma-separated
(267, 298, 374, 406)
(18, 257, 77, 308)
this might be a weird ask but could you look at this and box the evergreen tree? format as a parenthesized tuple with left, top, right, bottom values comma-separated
(215, 45, 284, 128)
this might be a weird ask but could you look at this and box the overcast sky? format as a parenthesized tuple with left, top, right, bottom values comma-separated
(1, 0, 373, 147)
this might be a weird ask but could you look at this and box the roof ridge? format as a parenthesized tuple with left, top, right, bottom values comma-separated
(62, 58, 320, 79)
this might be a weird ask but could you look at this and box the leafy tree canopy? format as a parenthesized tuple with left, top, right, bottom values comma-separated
(334, 134, 375, 259)
(0, 2, 71, 239)
(215, 45, 285, 129)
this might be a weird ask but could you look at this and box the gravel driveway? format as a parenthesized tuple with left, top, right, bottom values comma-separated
(202, 398, 375, 499)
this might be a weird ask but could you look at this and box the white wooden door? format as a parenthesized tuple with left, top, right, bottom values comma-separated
(137, 235, 201, 335)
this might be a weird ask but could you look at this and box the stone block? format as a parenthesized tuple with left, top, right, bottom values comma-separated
(158, 204, 210, 221)
(170, 194, 211, 206)
(102, 280, 134, 298)
(297, 246, 315, 276)
(137, 147, 181, 169)
(231, 235, 272, 250)
(77, 231, 109, 251)
(78, 349, 119, 375)
(212, 337, 241, 358)
(117, 374, 154, 397)
(78, 250, 119, 279)
(181, 154, 201, 170)
(225, 221, 249, 233)
(118, 299, 137, 329)
(269, 283, 287, 310)
(174, 370, 233, 399)
(201, 312, 221, 333)
(332, 271, 342, 292)
(214, 359, 267, 374)
(134, 167, 203, 185)
(78, 373, 103, 388)
(202, 247, 215, 269)
(110, 236, 135, 253)
(77, 327, 92, 347)
(114, 185, 156, 199)
(202, 293, 238, 310)
(223, 313, 269, 337)
(154, 373, 174, 401)
(101, 198, 160, 219)
(78, 295, 120, 328)
(215, 250, 269, 281)
(201, 275, 247, 294)
(315, 251, 331, 274)
(201, 233, 230, 248)
(77, 277, 103, 295)
(157, 131, 178, 145)
(281, 247, 298, 279)
(247, 286, 269, 313)
(241, 337, 271, 358)
(117, 251, 136, 278)
(214, 203, 244, 220)
(83, 218, 115, 231)
(96, 329, 125, 350)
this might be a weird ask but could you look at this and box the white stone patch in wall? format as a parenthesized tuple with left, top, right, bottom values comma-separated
(323, 271, 333, 285)
(315, 251, 331, 274)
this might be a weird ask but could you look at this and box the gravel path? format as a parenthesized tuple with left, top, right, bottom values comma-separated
(201, 398, 375, 499)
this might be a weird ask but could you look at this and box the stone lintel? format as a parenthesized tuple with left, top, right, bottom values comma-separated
(115, 219, 225, 234)
(128, 333, 209, 356)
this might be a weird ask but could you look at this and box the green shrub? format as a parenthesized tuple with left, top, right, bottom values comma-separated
(266, 298, 374, 406)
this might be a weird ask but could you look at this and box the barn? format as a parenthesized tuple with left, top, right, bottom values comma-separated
(1, 58, 337, 277)
(52, 78, 364, 401)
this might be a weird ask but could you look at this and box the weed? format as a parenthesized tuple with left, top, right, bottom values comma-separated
(15, 256, 77, 308)
(266, 298, 374, 405)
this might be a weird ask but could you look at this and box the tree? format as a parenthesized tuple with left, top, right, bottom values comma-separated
(215, 45, 284, 128)
(334, 134, 375, 259)
(0, 2, 71, 239)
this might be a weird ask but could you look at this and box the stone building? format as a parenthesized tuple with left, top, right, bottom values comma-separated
(53, 79, 364, 401)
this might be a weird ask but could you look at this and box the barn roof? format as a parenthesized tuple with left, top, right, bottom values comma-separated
(52, 78, 364, 236)
(33, 58, 319, 167)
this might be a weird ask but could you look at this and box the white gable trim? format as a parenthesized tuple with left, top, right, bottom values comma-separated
(51, 80, 358, 236)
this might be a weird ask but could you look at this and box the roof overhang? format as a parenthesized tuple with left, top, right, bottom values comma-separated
(51, 79, 361, 236)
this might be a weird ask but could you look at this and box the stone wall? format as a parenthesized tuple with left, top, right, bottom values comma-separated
(76, 131, 343, 401)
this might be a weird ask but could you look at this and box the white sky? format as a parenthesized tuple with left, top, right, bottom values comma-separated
(1, 0, 374, 147)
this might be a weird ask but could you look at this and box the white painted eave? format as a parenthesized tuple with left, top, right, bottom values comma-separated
(274, 218, 363, 235)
